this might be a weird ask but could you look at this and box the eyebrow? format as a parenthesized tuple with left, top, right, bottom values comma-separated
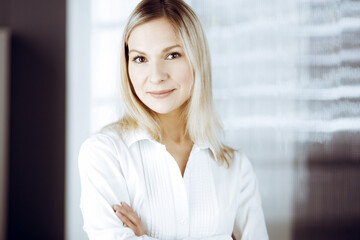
(128, 44, 182, 55)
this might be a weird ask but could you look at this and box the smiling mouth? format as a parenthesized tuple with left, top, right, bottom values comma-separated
(148, 89, 175, 99)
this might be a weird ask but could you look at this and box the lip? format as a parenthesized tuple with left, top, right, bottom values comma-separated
(148, 89, 175, 99)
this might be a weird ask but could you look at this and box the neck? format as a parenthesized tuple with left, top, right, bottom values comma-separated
(157, 108, 190, 145)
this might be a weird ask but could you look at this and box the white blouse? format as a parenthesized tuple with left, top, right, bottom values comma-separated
(78, 125, 268, 240)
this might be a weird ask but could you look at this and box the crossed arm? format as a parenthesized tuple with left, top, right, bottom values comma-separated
(112, 202, 147, 237)
(112, 202, 234, 240)
(79, 135, 268, 240)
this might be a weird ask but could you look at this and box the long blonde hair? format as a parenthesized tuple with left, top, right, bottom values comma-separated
(111, 0, 234, 167)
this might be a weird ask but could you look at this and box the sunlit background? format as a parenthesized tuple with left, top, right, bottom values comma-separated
(67, 0, 360, 239)
(1, 0, 359, 239)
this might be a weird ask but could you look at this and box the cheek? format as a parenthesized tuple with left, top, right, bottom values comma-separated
(177, 62, 193, 93)
(128, 65, 145, 94)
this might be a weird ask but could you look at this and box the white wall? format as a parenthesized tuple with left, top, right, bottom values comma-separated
(65, 0, 91, 239)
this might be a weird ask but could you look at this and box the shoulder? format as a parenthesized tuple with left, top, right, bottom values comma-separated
(212, 149, 255, 179)
(80, 123, 122, 150)
(98, 121, 127, 142)
(232, 150, 252, 169)
(78, 122, 130, 167)
(232, 150, 257, 181)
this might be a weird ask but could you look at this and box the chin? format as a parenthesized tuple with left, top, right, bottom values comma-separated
(145, 103, 178, 115)
(151, 108, 175, 115)
(141, 98, 188, 115)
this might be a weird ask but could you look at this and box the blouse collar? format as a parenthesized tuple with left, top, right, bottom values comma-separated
(123, 128, 219, 162)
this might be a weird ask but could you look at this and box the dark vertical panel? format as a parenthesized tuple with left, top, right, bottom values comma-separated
(294, 132, 360, 240)
(3, 0, 66, 239)
(0, 0, 9, 26)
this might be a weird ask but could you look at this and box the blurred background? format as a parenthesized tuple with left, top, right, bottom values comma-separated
(0, 0, 359, 239)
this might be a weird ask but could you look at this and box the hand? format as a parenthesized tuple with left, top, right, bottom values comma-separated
(113, 202, 148, 236)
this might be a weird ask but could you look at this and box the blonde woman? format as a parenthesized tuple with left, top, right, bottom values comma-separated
(78, 0, 268, 239)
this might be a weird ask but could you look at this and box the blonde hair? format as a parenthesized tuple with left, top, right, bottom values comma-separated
(112, 0, 234, 167)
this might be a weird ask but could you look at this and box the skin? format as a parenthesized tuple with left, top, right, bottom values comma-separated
(113, 202, 147, 236)
(113, 17, 194, 236)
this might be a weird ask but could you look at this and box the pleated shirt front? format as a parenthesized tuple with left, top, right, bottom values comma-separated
(78, 126, 268, 240)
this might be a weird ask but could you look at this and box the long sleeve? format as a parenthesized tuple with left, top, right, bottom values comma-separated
(78, 134, 157, 240)
(78, 134, 233, 240)
(232, 154, 269, 240)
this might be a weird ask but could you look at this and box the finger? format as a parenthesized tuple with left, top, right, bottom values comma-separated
(121, 214, 143, 237)
(115, 211, 128, 226)
(113, 203, 131, 214)
(119, 202, 141, 225)
(119, 209, 141, 226)
(113, 204, 121, 212)
(113, 204, 131, 218)
(114, 207, 139, 227)
(116, 211, 137, 231)
(120, 202, 134, 212)
(114, 210, 127, 227)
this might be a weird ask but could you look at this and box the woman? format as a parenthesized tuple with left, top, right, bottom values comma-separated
(78, 0, 268, 239)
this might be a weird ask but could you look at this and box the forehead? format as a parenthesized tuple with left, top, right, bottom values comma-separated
(128, 17, 181, 51)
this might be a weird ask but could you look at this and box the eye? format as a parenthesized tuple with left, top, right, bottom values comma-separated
(166, 52, 182, 60)
(132, 56, 147, 63)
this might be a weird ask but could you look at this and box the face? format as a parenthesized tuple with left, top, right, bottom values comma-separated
(127, 17, 193, 115)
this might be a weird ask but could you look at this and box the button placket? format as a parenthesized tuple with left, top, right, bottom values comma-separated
(172, 166, 189, 238)
(159, 143, 189, 238)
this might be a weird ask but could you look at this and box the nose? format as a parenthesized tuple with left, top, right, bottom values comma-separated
(149, 60, 169, 84)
